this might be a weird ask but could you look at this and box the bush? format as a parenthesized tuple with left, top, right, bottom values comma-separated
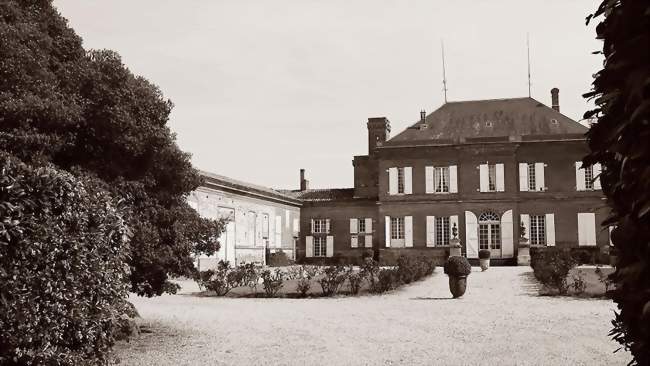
(268, 250, 292, 266)
(347, 271, 365, 295)
(0, 155, 130, 365)
(396, 256, 416, 284)
(371, 268, 399, 294)
(318, 266, 348, 296)
(261, 269, 284, 297)
(360, 257, 380, 290)
(531, 249, 577, 295)
(444, 256, 472, 277)
(239, 263, 261, 294)
(195, 260, 248, 296)
(295, 267, 312, 298)
(479, 249, 491, 259)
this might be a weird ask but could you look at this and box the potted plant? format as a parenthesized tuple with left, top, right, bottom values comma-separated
(478, 249, 491, 271)
(443, 256, 472, 298)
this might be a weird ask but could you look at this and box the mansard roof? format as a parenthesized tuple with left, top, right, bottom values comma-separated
(385, 97, 588, 146)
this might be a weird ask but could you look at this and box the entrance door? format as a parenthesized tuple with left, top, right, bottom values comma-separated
(478, 212, 502, 258)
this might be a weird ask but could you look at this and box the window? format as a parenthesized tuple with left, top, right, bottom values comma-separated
(527, 163, 536, 191)
(313, 219, 327, 234)
(584, 165, 594, 190)
(262, 214, 269, 240)
(530, 215, 546, 245)
(435, 167, 450, 193)
(313, 236, 327, 257)
(397, 168, 405, 194)
(358, 218, 366, 234)
(247, 211, 256, 246)
(435, 216, 450, 246)
(488, 164, 497, 191)
(390, 217, 404, 240)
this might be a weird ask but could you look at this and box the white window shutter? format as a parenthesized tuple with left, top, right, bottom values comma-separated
(425, 166, 434, 193)
(325, 219, 331, 234)
(449, 215, 459, 240)
(351, 235, 358, 248)
(520, 214, 530, 240)
(405, 216, 413, 247)
(519, 163, 529, 192)
(310, 219, 315, 233)
(545, 213, 555, 246)
(578, 213, 596, 246)
(593, 163, 602, 189)
(479, 164, 489, 192)
(465, 211, 479, 258)
(365, 218, 372, 233)
(449, 165, 458, 193)
(496, 163, 505, 192)
(385, 216, 391, 247)
(305, 236, 313, 257)
(535, 162, 545, 191)
(404, 167, 413, 194)
(575, 162, 586, 191)
(388, 167, 398, 195)
(501, 210, 514, 258)
(365, 235, 372, 248)
(326, 235, 334, 257)
(350, 218, 358, 234)
(609, 226, 614, 246)
(426, 216, 436, 247)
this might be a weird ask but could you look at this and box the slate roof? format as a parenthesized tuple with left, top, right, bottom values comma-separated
(385, 97, 588, 146)
(278, 188, 356, 202)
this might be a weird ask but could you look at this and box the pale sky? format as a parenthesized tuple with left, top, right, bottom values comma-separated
(53, 0, 601, 190)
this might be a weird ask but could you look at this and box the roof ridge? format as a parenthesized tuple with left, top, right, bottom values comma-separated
(445, 96, 533, 104)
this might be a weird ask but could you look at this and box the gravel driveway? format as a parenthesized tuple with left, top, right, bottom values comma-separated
(115, 267, 630, 366)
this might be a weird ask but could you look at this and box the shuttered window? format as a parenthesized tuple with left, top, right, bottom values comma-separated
(530, 215, 546, 245)
(313, 236, 327, 257)
(435, 216, 450, 246)
(584, 165, 594, 190)
(313, 219, 327, 234)
(358, 218, 366, 233)
(390, 217, 405, 240)
(528, 164, 536, 191)
(488, 164, 497, 191)
(397, 168, 405, 194)
(435, 167, 450, 193)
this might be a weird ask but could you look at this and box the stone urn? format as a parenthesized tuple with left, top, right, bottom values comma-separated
(443, 256, 471, 298)
(449, 238, 462, 257)
(478, 249, 491, 271)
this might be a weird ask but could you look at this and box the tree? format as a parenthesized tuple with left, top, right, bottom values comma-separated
(584, 1, 650, 364)
(0, 0, 224, 296)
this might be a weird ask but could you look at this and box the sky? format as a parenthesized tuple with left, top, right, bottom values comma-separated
(53, 0, 602, 190)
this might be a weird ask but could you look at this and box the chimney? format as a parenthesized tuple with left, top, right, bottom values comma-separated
(367, 117, 391, 155)
(420, 110, 426, 122)
(300, 169, 309, 191)
(551, 88, 560, 112)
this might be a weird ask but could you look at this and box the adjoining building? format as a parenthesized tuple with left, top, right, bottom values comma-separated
(188, 171, 301, 268)
(287, 88, 609, 265)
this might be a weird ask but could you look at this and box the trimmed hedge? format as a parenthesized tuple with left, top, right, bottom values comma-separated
(0, 154, 130, 365)
(444, 256, 472, 277)
(478, 249, 491, 259)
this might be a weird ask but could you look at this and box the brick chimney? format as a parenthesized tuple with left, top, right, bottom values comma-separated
(367, 117, 391, 155)
(300, 169, 309, 191)
(551, 88, 560, 112)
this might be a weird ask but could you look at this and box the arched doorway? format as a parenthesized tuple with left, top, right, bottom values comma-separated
(478, 211, 502, 258)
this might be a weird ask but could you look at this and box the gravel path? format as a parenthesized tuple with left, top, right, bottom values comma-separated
(116, 267, 630, 366)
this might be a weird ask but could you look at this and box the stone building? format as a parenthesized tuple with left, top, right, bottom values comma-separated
(188, 171, 301, 268)
(290, 89, 609, 265)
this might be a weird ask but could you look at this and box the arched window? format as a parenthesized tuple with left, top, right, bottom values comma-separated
(478, 211, 500, 222)
(478, 211, 501, 252)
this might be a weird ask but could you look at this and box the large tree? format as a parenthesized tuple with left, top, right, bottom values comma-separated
(0, 0, 223, 296)
(584, 1, 650, 364)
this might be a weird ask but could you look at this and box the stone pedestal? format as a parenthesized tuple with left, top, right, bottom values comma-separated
(517, 238, 530, 266)
(449, 238, 462, 257)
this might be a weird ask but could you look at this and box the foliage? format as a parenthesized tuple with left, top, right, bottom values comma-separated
(0, 154, 129, 365)
(595, 266, 614, 293)
(268, 250, 292, 267)
(360, 257, 380, 290)
(295, 267, 312, 297)
(531, 249, 577, 295)
(346, 268, 365, 295)
(261, 269, 284, 297)
(443, 256, 472, 277)
(240, 263, 261, 294)
(371, 268, 399, 294)
(196, 261, 245, 296)
(571, 270, 587, 295)
(584, 1, 650, 362)
(0, 0, 224, 297)
(478, 249, 491, 259)
(395, 255, 435, 284)
(318, 265, 348, 296)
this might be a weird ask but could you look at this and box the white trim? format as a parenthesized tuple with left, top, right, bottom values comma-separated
(404, 216, 413, 247)
(305, 236, 313, 257)
(496, 163, 505, 192)
(535, 162, 545, 191)
(465, 211, 479, 258)
(576, 162, 586, 191)
(545, 213, 556, 246)
(404, 167, 413, 194)
(519, 163, 529, 192)
(425, 166, 434, 194)
(350, 218, 358, 234)
(365, 234, 372, 248)
(479, 164, 489, 192)
(326, 235, 334, 257)
(388, 167, 398, 195)
(385, 216, 391, 248)
(426, 216, 436, 247)
(578, 213, 597, 246)
(449, 165, 458, 193)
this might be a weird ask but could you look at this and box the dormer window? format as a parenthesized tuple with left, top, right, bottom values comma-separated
(485, 121, 493, 127)
(551, 118, 558, 125)
(419, 124, 428, 130)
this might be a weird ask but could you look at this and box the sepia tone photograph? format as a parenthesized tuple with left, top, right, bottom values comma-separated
(1, 1, 648, 365)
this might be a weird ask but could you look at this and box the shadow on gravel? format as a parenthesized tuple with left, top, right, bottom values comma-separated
(410, 297, 455, 300)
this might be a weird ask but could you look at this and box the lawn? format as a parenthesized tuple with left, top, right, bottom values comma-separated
(114, 266, 630, 366)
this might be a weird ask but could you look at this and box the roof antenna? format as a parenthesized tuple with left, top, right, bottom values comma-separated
(527, 33, 532, 98)
(441, 40, 448, 103)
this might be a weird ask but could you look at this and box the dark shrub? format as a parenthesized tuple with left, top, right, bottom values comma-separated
(360, 257, 380, 290)
(240, 263, 261, 294)
(268, 249, 292, 266)
(478, 249, 491, 259)
(0, 155, 130, 365)
(346, 266, 365, 295)
(396, 255, 416, 284)
(531, 248, 577, 295)
(361, 249, 375, 261)
(260, 269, 284, 297)
(371, 268, 399, 293)
(318, 266, 348, 296)
(444, 256, 472, 277)
(295, 267, 312, 298)
(197, 260, 247, 296)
